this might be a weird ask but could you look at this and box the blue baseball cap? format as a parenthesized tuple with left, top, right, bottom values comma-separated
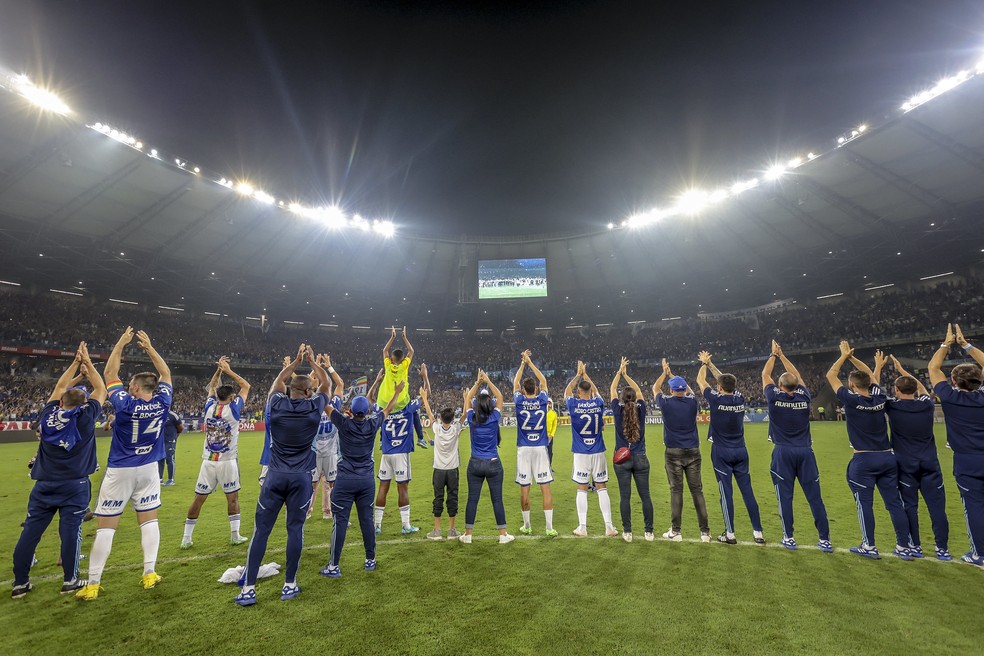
(72, 385, 90, 399)
(350, 396, 370, 415)
(669, 376, 688, 391)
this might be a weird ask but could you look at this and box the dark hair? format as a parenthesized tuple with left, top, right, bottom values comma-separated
(290, 375, 312, 394)
(522, 377, 537, 394)
(391, 349, 404, 363)
(848, 370, 871, 390)
(216, 385, 236, 401)
(620, 387, 641, 443)
(131, 372, 159, 392)
(778, 372, 798, 392)
(577, 380, 592, 393)
(475, 393, 494, 424)
(894, 375, 918, 395)
(439, 408, 455, 424)
(60, 388, 86, 410)
(952, 363, 983, 392)
(719, 373, 737, 393)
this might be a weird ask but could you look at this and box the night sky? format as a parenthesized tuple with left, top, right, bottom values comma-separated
(1, 0, 981, 236)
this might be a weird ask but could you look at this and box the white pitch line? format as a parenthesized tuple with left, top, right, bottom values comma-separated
(1, 532, 964, 588)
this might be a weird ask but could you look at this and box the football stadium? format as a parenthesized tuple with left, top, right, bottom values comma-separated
(2, 2, 984, 654)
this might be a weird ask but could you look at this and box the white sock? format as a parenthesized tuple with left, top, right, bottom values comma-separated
(727, 531, 736, 539)
(597, 488, 613, 527)
(399, 505, 411, 529)
(754, 530, 764, 539)
(374, 505, 384, 528)
(229, 514, 241, 539)
(241, 584, 255, 593)
(576, 490, 588, 528)
(87, 528, 116, 585)
(521, 510, 531, 528)
(183, 518, 197, 542)
(140, 519, 160, 575)
(544, 509, 554, 531)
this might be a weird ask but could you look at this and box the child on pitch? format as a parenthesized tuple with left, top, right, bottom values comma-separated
(420, 384, 462, 540)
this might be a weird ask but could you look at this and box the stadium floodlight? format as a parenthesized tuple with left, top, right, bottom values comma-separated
(566, 325, 583, 329)
(675, 189, 710, 216)
(351, 214, 371, 231)
(475, 328, 493, 332)
(157, 305, 184, 311)
(49, 288, 82, 296)
(901, 70, 973, 113)
(372, 220, 396, 237)
(731, 178, 759, 194)
(193, 166, 200, 174)
(13, 74, 71, 115)
(919, 271, 954, 280)
(816, 292, 843, 299)
(765, 164, 786, 181)
(235, 182, 254, 196)
(534, 326, 553, 330)
(607, 222, 614, 229)
(0, 279, 21, 286)
(595, 323, 613, 327)
(204, 311, 221, 316)
(252, 189, 275, 204)
(150, 149, 159, 157)
(857, 124, 868, 133)
(627, 320, 646, 324)
(807, 152, 817, 160)
(352, 325, 371, 329)
(787, 157, 803, 168)
(108, 298, 138, 305)
(865, 283, 894, 291)
(447, 328, 463, 332)
(283, 320, 303, 325)
(416, 328, 434, 332)
(245, 316, 261, 320)
(661, 316, 681, 321)
(217, 177, 233, 188)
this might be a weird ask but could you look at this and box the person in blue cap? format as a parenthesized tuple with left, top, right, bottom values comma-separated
(653, 358, 710, 542)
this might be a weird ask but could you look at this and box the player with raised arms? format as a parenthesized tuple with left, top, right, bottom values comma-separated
(886, 354, 950, 560)
(180, 356, 252, 550)
(928, 324, 984, 568)
(12, 343, 107, 599)
(321, 376, 404, 577)
(370, 366, 422, 535)
(309, 354, 344, 521)
(565, 361, 618, 538)
(235, 345, 329, 606)
(512, 350, 557, 536)
(762, 340, 832, 553)
(653, 358, 710, 542)
(77, 328, 173, 600)
(697, 351, 764, 546)
(826, 342, 913, 560)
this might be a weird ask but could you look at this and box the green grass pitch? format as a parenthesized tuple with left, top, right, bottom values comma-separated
(479, 285, 548, 299)
(2, 423, 983, 655)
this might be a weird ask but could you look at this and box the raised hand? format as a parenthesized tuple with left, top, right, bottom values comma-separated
(80, 362, 90, 377)
(304, 345, 316, 364)
(839, 340, 853, 356)
(117, 326, 135, 347)
(955, 324, 969, 347)
(391, 326, 397, 338)
(577, 360, 585, 375)
(620, 356, 628, 372)
(874, 350, 888, 369)
(661, 358, 671, 375)
(322, 354, 332, 368)
(944, 324, 955, 346)
(771, 340, 781, 356)
(419, 386, 428, 399)
(295, 343, 306, 362)
(283, 356, 292, 369)
(136, 330, 153, 351)
(218, 356, 232, 373)
(521, 349, 532, 363)
(697, 350, 711, 365)
(890, 354, 902, 369)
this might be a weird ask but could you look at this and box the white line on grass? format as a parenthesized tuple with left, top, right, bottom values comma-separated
(1, 532, 963, 588)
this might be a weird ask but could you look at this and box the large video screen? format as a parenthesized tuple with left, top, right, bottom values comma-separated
(478, 258, 548, 299)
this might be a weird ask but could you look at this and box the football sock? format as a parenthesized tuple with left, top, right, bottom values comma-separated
(521, 510, 531, 528)
(544, 509, 554, 531)
(399, 505, 411, 529)
(598, 489, 613, 527)
(183, 518, 197, 542)
(140, 519, 160, 575)
(374, 505, 384, 528)
(88, 528, 115, 585)
(229, 514, 241, 540)
(576, 489, 588, 528)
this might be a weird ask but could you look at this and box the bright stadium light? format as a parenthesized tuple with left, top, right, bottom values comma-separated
(816, 292, 844, 299)
(865, 283, 894, 291)
(676, 189, 710, 215)
(252, 189, 275, 204)
(765, 164, 786, 181)
(235, 182, 254, 196)
(373, 220, 395, 237)
(13, 74, 71, 115)
(0, 279, 21, 286)
(731, 178, 759, 194)
(49, 288, 82, 297)
(108, 298, 138, 305)
(919, 271, 954, 280)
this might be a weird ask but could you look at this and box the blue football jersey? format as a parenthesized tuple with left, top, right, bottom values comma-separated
(566, 395, 606, 454)
(381, 399, 420, 455)
(515, 391, 549, 447)
(107, 380, 173, 468)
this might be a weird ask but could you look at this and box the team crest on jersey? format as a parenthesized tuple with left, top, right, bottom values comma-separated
(204, 417, 233, 453)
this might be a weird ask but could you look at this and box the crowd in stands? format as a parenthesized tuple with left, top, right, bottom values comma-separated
(0, 278, 980, 421)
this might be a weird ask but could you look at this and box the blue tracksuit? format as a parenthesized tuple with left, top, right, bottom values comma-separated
(13, 399, 100, 585)
(887, 395, 948, 550)
(705, 388, 762, 533)
(934, 381, 984, 556)
(838, 386, 911, 548)
(765, 384, 829, 541)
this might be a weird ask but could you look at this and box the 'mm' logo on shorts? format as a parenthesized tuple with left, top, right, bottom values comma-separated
(101, 499, 125, 509)
(518, 473, 529, 479)
(575, 471, 589, 479)
(197, 483, 210, 491)
(395, 469, 407, 477)
(140, 494, 159, 505)
(222, 481, 237, 489)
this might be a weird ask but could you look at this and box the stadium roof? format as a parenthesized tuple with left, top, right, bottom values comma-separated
(1, 65, 984, 331)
